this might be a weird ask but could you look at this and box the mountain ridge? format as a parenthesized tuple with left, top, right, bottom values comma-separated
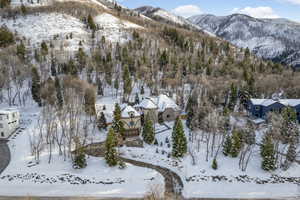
(188, 13, 300, 67)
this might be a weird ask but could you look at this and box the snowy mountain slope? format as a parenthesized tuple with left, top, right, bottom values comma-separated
(0, 13, 91, 51)
(134, 6, 204, 32)
(94, 13, 143, 44)
(0, 9, 144, 52)
(188, 14, 300, 67)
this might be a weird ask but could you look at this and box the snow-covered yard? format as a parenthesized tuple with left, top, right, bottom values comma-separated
(0, 105, 164, 197)
(120, 121, 300, 199)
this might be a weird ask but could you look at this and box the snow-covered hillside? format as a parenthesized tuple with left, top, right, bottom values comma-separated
(134, 6, 203, 31)
(0, 13, 90, 51)
(0, 11, 143, 52)
(94, 13, 143, 44)
(188, 14, 300, 67)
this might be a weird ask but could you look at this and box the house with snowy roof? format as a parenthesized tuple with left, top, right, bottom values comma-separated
(248, 98, 300, 122)
(120, 105, 141, 137)
(135, 94, 181, 123)
(0, 108, 20, 139)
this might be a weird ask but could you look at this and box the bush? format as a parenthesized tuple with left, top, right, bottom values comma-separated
(73, 149, 87, 169)
(212, 158, 218, 170)
(118, 160, 126, 169)
(0, 26, 14, 48)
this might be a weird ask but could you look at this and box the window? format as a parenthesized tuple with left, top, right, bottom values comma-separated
(129, 121, 134, 127)
(0, 116, 2, 121)
(130, 113, 134, 118)
(1, 132, 4, 137)
(0, 123, 3, 128)
(255, 106, 260, 111)
(166, 115, 170, 118)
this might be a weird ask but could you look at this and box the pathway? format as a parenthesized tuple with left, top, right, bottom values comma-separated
(84, 142, 184, 198)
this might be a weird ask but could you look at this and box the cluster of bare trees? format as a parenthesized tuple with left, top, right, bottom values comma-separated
(29, 77, 97, 163)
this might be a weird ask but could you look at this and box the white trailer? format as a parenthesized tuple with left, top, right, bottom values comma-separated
(0, 108, 20, 139)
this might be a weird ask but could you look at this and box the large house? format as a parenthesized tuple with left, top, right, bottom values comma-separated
(248, 98, 300, 122)
(120, 105, 141, 137)
(0, 108, 20, 139)
(135, 94, 181, 123)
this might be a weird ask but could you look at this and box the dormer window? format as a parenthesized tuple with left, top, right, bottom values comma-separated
(255, 106, 260, 111)
(130, 112, 134, 118)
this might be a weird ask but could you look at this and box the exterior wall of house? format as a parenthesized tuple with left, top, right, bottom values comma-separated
(248, 102, 263, 118)
(262, 102, 285, 118)
(161, 108, 180, 122)
(143, 109, 158, 123)
(0, 110, 20, 139)
(120, 117, 141, 137)
(248, 101, 300, 122)
(294, 104, 300, 122)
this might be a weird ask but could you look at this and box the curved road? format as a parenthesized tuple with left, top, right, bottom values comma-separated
(84, 143, 184, 198)
(0, 140, 10, 175)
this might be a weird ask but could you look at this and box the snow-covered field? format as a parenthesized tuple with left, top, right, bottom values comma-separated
(120, 121, 300, 199)
(0, 105, 164, 197)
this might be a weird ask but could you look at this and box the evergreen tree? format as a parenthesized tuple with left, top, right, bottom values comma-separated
(282, 141, 297, 170)
(112, 103, 125, 137)
(0, 26, 14, 47)
(261, 134, 276, 171)
(134, 93, 140, 105)
(123, 65, 132, 101)
(41, 41, 48, 56)
(50, 54, 57, 76)
(97, 112, 107, 131)
(54, 77, 63, 108)
(0, 0, 11, 8)
(31, 67, 42, 106)
(73, 147, 87, 169)
(96, 77, 104, 96)
(84, 87, 96, 115)
(87, 14, 96, 31)
(228, 83, 238, 111)
(105, 128, 118, 167)
(281, 107, 298, 143)
(172, 118, 187, 158)
(212, 158, 218, 170)
(223, 135, 232, 156)
(142, 113, 155, 144)
(141, 85, 145, 95)
(230, 130, 242, 157)
(16, 41, 26, 60)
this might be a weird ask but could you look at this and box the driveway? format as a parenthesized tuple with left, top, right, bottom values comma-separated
(0, 140, 10, 175)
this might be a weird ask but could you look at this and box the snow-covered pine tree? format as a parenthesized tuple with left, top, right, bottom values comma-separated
(172, 118, 187, 158)
(97, 112, 107, 131)
(96, 77, 104, 96)
(105, 128, 118, 167)
(223, 135, 232, 156)
(134, 93, 140, 105)
(73, 147, 87, 169)
(54, 76, 63, 108)
(142, 113, 155, 144)
(230, 130, 242, 157)
(261, 134, 276, 171)
(84, 87, 96, 115)
(282, 143, 297, 170)
(31, 67, 42, 107)
(212, 158, 218, 170)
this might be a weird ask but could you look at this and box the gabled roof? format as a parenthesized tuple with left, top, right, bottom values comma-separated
(250, 99, 300, 107)
(121, 105, 140, 118)
(156, 94, 180, 112)
(137, 94, 180, 112)
(138, 98, 158, 109)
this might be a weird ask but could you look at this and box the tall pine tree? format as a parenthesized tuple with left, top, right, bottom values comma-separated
(31, 67, 42, 106)
(172, 119, 187, 158)
(105, 128, 118, 167)
(142, 113, 155, 144)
